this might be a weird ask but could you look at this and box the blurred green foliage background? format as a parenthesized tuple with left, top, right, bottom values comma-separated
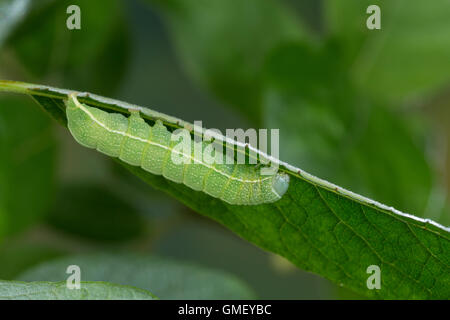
(0, 0, 449, 299)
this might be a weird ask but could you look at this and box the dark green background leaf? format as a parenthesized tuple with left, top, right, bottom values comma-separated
(19, 253, 255, 299)
(150, 0, 305, 123)
(46, 183, 147, 242)
(7, 0, 130, 95)
(0, 0, 30, 46)
(325, 0, 450, 101)
(0, 94, 56, 238)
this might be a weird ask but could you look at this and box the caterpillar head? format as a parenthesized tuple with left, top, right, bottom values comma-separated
(272, 172, 290, 198)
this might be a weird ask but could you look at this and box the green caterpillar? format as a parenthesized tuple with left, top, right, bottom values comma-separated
(65, 93, 289, 205)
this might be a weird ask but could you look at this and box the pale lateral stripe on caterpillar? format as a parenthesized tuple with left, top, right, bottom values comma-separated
(65, 93, 289, 205)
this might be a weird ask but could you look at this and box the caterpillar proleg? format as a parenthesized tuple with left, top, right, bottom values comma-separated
(65, 93, 289, 205)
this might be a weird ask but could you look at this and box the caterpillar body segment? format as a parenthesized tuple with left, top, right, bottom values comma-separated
(65, 94, 289, 205)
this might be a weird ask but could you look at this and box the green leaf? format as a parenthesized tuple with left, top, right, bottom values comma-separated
(325, 0, 450, 101)
(262, 42, 434, 218)
(0, 94, 56, 238)
(1, 80, 449, 299)
(148, 0, 305, 123)
(6, 0, 129, 95)
(0, 0, 30, 46)
(0, 280, 157, 300)
(46, 183, 147, 242)
(19, 253, 255, 299)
